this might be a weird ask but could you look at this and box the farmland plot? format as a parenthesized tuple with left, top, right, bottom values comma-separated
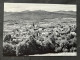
(3, 3, 76, 56)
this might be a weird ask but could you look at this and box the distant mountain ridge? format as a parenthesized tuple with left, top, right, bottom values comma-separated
(54, 11, 76, 15)
(4, 10, 76, 15)
(4, 10, 76, 23)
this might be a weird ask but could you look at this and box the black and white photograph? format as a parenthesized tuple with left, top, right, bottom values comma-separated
(3, 3, 77, 56)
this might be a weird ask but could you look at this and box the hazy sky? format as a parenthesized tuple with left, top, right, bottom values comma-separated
(4, 3, 76, 12)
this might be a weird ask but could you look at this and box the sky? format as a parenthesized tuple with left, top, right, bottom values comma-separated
(4, 3, 76, 12)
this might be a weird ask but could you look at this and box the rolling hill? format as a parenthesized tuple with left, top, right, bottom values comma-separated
(4, 10, 76, 23)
